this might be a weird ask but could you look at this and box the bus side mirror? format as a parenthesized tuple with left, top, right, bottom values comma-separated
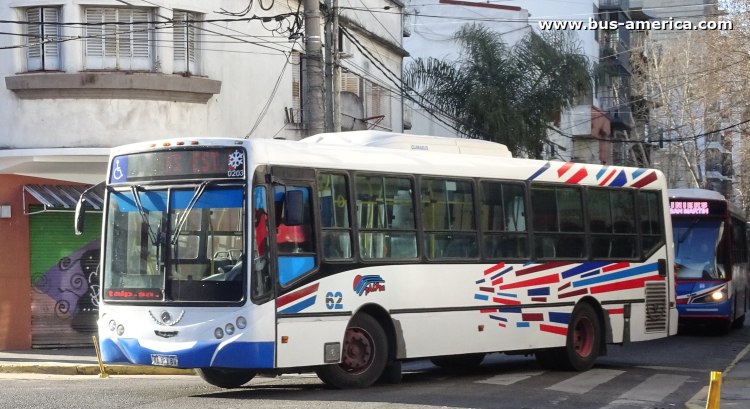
(284, 190, 305, 226)
(75, 196, 86, 235)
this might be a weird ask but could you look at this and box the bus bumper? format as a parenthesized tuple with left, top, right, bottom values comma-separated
(676, 299, 732, 320)
(99, 337, 275, 369)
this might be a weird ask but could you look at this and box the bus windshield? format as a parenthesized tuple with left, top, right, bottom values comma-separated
(103, 187, 245, 303)
(672, 218, 726, 280)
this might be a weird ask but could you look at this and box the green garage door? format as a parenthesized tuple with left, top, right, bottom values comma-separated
(29, 206, 102, 348)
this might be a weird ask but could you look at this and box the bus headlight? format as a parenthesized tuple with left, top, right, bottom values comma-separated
(214, 328, 224, 339)
(225, 323, 235, 336)
(236, 316, 247, 329)
(116, 325, 125, 336)
(109, 320, 117, 331)
(712, 291, 724, 301)
(694, 288, 727, 304)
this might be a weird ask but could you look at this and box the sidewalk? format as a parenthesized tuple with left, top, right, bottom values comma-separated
(686, 343, 750, 408)
(0, 348, 195, 376)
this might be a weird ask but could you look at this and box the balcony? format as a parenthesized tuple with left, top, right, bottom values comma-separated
(609, 106, 632, 130)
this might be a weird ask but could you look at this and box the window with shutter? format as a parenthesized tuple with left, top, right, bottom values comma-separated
(173, 11, 199, 74)
(365, 81, 391, 130)
(84, 7, 153, 71)
(26, 7, 60, 71)
(291, 51, 302, 123)
(341, 71, 360, 96)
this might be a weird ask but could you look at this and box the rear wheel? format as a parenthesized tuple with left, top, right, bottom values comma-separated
(315, 313, 388, 389)
(429, 353, 486, 369)
(733, 314, 746, 329)
(537, 303, 602, 372)
(196, 368, 257, 388)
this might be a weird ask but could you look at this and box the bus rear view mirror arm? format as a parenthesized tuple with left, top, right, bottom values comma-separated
(75, 181, 105, 235)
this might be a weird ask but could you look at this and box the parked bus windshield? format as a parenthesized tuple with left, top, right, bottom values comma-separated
(103, 187, 246, 303)
(672, 218, 726, 280)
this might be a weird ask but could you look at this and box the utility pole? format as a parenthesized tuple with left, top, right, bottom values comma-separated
(332, 0, 341, 132)
(324, 0, 334, 132)
(304, 0, 325, 137)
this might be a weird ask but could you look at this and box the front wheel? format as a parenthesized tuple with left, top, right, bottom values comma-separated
(196, 368, 257, 388)
(537, 303, 602, 371)
(315, 313, 388, 389)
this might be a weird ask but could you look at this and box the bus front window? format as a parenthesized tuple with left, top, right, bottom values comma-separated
(104, 187, 246, 303)
(673, 218, 726, 280)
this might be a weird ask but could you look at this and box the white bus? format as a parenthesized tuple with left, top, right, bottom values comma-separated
(77, 131, 677, 389)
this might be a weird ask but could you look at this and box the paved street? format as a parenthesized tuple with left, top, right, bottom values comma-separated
(0, 321, 748, 409)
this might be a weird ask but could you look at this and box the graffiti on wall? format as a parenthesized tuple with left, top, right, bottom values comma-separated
(31, 239, 101, 345)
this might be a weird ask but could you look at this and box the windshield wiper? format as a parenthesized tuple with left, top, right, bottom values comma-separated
(131, 186, 161, 246)
(171, 181, 211, 245)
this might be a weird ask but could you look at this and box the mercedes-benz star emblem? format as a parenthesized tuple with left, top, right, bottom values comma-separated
(161, 311, 172, 324)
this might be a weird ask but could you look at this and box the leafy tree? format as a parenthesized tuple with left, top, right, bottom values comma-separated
(404, 23, 592, 157)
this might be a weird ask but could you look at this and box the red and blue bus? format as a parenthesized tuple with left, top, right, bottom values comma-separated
(670, 189, 749, 333)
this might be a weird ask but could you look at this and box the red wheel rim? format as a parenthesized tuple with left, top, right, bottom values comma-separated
(573, 317, 594, 357)
(340, 327, 374, 374)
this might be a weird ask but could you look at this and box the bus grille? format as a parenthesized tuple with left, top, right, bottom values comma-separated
(645, 281, 668, 333)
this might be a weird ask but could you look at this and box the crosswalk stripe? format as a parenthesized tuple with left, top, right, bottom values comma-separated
(618, 374, 690, 402)
(475, 371, 545, 386)
(546, 368, 625, 394)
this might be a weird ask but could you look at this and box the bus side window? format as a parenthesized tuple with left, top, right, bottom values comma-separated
(355, 175, 418, 260)
(531, 185, 586, 259)
(252, 186, 272, 300)
(421, 178, 478, 259)
(588, 188, 638, 260)
(318, 173, 352, 260)
(274, 185, 316, 286)
(638, 191, 663, 258)
(480, 182, 528, 260)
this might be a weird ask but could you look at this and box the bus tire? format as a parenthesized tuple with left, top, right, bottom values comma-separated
(196, 368, 257, 388)
(315, 313, 388, 389)
(560, 303, 602, 372)
(429, 353, 485, 369)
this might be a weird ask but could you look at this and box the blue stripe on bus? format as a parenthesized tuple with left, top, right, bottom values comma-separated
(573, 263, 658, 288)
(496, 292, 517, 298)
(632, 168, 647, 179)
(114, 189, 243, 212)
(549, 312, 571, 324)
(609, 170, 628, 187)
(502, 308, 522, 313)
(528, 287, 550, 296)
(278, 295, 317, 314)
(489, 315, 508, 322)
(491, 267, 513, 280)
(581, 270, 601, 278)
(475, 294, 489, 301)
(596, 165, 609, 180)
(517, 322, 530, 328)
(278, 256, 316, 286)
(475, 278, 486, 284)
(560, 262, 609, 279)
(527, 162, 550, 181)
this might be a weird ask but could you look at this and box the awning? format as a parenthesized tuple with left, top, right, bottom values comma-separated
(23, 184, 105, 215)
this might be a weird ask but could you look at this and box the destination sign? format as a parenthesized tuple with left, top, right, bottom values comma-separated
(669, 200, 727, 216)
(110, 148, 246, 183)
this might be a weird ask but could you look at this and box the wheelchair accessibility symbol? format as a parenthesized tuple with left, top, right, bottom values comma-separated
(110, 157, 128, 183)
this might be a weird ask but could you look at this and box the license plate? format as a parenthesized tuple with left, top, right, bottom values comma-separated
(151, 354, 179, 367)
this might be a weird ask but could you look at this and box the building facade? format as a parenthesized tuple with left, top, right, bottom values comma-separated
(0, 0, 405, 349)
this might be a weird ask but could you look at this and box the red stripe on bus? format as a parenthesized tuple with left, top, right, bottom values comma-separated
(516, 262, 573, 276)
(631, 171, 658, 188)
(590, 275, 663, 294)
(558, 288, 588, 298)
(602, 262, 630, 272)
(498, 323, 506, 327)
(479, 287, 494, 293)
(531, 297, 547, 302)
(522, 313, 544, 321)
(492, 277, 504, 285)
(565, 168, 588, 184)
(540, 324, 567, 336)
(607, 308, 624, 314)
(276, 283, 319, 308)
(493, 297, 521, 305)
(481, 309, 497, 313)
(599, 169, 617, 186)
(499, 273, 560, 290)
(558, 282, 571, 291)
(558, 162, 574, 177)
(484, 262, 505, 275)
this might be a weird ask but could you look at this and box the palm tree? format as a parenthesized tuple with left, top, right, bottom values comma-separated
(404, 24, 592, 157)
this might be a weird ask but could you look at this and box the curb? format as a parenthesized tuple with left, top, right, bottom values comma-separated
(0, 363, 195, 376)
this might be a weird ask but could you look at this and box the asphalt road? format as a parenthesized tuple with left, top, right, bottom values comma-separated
(1, 321, 748, 409)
